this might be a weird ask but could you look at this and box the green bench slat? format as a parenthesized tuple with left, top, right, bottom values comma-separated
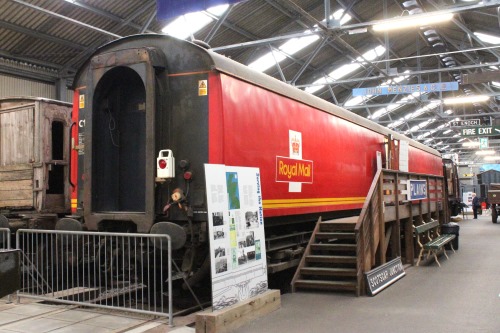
(423, 234, 455, 250)
(414, 220, 440, 234)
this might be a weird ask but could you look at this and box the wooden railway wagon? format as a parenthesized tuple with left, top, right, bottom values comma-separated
(70, 35, 444, 279)
(0, 97, 72, 229)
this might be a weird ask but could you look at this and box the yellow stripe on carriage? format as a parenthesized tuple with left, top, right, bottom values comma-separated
(262, 197, 365, 209)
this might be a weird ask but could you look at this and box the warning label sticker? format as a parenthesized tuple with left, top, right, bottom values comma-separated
(198, 80, 208, 96)
(79, 94, 85, 109)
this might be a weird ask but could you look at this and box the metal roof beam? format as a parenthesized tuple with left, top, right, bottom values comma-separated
(11, 0, 121, 38)
(294, 61, 500, 88)
(0, 20, 87, 51)
(62, 0, 156, 34)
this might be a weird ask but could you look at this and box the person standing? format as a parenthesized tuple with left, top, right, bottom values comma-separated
(472, 193, 480, 219)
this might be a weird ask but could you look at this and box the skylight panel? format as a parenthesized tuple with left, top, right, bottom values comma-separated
(280, 33, 320, 54)
(306, 46, 386, 94)
(248, 50, 286, 72)
(344, 96, 370, 107)
(492, 81, 500, 88)
(161, 4, 229, 40)
(328, 9, 352, 25)
(474, 32, 500, 44)
(249, 10, 352, 73)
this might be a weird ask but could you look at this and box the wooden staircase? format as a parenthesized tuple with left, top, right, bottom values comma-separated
(291, 216, 359, 294)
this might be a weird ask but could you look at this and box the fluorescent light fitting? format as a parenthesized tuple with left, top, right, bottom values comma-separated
(462, 141, 480, 147)
(474, 32, 500, 45)
(484, 156, 500, 161)
(372, 13, 453, 32)
(476, 150, 495, 155)
(444, 95, 490, 105)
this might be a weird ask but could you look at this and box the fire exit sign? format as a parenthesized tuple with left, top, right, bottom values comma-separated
(460, 126, 500, 137)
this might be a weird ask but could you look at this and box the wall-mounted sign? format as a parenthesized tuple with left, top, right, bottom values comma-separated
(449, 119, 481, 127)
(352, 82, 458, 96)
(479, 137, 489, 149)
(461, 126, 500, 137)
(463, 173, 474, 177)
(407, 179, 427, 201)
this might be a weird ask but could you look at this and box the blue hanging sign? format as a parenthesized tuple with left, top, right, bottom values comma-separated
(353, 82, 458, 96)
(157, 0, 245, 21)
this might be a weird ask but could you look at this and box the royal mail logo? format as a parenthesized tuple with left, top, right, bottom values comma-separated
(276, 156, 313, 183)
(291, 136, 300, 155)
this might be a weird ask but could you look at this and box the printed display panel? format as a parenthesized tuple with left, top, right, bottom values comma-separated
(205, 164, 268, 311)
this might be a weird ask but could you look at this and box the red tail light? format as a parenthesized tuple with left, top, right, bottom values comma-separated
(158, 159, 167, 169)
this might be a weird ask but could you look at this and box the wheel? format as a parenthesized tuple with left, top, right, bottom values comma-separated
(492, 205, 498, 223)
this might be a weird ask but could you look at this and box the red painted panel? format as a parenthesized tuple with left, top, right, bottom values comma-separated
(70, 90, 80, 214)
(208, 73, 443, 218)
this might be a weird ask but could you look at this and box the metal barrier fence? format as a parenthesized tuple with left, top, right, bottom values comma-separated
(16, 229, 173, 325)
(0, 228, 10, 249)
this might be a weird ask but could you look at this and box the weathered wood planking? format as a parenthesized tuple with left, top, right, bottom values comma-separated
(0, 179, 32, 191)
(0, 106, 34, 166)
(0, 165, 33, 182)
(195, 290, 281, 333)
(0, 164, 33, 208)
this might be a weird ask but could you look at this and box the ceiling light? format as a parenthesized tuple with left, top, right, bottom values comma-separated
(484, 156, 500, 161)
(445, 109, 453, 114)
(444, 95, 490, 104)
(476, 150, 495, 155)
(372, 13, 453, 32)
(474, 32, 500, 45)
(462, 141, 480, 147)
(443, 129, 452, 134)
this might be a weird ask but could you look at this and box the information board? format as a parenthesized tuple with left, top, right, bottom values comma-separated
(204, 164, 268, 311)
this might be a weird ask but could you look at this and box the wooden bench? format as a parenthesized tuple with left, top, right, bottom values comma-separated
(414, 220, 456, 267)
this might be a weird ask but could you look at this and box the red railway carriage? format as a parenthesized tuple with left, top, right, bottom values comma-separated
(71, 35, 442, 271)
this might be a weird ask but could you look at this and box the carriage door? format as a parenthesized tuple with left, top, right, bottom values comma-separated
(88, 48, 164, 229)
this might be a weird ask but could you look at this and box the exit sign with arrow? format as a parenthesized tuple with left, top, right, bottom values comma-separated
(460, 126, 500, 137)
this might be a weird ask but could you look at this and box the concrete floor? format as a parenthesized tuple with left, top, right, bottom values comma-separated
(1, 213, 499, 333)
(233, 213, 500, 333)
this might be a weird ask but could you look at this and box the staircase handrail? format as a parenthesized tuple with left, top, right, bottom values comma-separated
(355, 168, 382, 232)
(354, 168, 383, 295)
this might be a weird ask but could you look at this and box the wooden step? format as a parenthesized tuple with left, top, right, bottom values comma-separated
(320, 222, 356, 232)
(294, 279, 357, 291)
(305, 255, 356, 264)
(310, 243, 356, 252)
(315, 232, 355, 240)
(300, 267, 357, 277)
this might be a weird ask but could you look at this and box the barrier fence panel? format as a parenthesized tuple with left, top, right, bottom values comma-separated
(16, 229, 173, 325)
(0, 228, 10, 249)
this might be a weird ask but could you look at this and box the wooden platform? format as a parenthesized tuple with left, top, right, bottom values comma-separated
(195, 289, 280, 333)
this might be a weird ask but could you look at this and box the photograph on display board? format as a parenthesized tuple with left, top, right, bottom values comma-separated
(213, 227, 225, 240)
(212, 211, 224, 226)
(215, 258, 228, 274)
(214, 246, 226, 258)
(245, 211, 259, 228)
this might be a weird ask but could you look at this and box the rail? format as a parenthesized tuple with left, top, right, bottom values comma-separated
(15, 229, 174, 326)
(0, 228, 10, 249)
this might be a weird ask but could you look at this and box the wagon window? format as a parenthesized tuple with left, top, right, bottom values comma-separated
(52, 121, 64, 160)
(48, 120, 64, 194)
